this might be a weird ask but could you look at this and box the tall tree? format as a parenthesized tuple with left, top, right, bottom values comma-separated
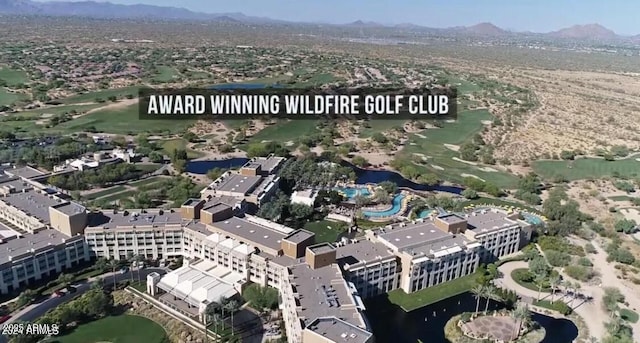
(534, 274, 546, 301)
(224, 299, 240, 336)
(512, 303, 531, 339)
(471, 285, 485, 316)
(108, 259, 119, 290)
(483, 285, 501, 314)
(549, 274, 561, 304)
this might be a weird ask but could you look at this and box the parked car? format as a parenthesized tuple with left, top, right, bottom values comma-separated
(53, 290, 65, 297)
(0, 315, 12, 324)
(120, 267, 129, 274)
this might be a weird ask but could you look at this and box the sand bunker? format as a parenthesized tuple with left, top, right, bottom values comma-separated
(452, 157, 478, 165)
(620, 208, 640, 223)
(481, 120, 493, 125)
(445, 119, 456, 123)
(444, 144, 460, 152)
(415, 133, 427, 139)
(431, 165, 445, 171)
(461, 173, 485, 182)
(478, 166, 498, 172)
(285, 140, 295, 147)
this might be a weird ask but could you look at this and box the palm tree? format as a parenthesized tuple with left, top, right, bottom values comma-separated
(95, 257, 108, 273)
(212, 313, 222, 341)
(483, 285, 501, 315)
(224, 299, 240, 336)
(203, 302, 217, 343)
(549, 274, 561, 304)
(126, 252, 135, 282)
(471, 285, 485, 316)
(512, 303, 531, 339)
(534, 274, 546, 301)
(108, 259, 119, 290)
(135, 255, 144, 282)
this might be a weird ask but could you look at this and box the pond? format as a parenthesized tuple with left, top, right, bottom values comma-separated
(364, 292, 578, 343)
(186, 158, 249, 174)
(186, 158, 465, 195)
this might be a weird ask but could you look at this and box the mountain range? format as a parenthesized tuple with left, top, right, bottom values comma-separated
(0, 0, 638, 41)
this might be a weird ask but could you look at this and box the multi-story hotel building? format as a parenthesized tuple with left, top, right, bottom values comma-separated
(200, 155, 284, 208)
(366, 218, 482, 294)
(0, 167, 90, 294)
(0, 159, 534, 343)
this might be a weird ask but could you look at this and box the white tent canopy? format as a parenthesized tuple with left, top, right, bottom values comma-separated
(158, 264, 239, 308)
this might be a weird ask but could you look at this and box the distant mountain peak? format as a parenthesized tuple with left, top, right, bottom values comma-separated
(345, 20, 385, 28)
(551, 23, 617, 39)
(463, 22, 508, 36)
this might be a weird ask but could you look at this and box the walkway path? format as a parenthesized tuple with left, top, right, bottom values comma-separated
(497, 260, 606, 340)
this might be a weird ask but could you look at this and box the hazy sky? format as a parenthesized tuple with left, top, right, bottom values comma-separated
(34, 0, 640, 35)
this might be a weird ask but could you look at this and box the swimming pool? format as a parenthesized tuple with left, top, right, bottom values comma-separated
(418, 209, 436, 218)
(523, 213, 543, 225)
(337, 187, 371, 199)
(363, 194, 405, 218)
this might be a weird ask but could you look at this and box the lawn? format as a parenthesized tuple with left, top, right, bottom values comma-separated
(358, 119, 405, 138)
(161, 138, 204, 159)
(0, 67, 29, 86)
(620, 308, 639, 323)
(53, 104, 195, 135)
(397, 109, 520, 188)
(60, 86, 140, 104)
(244, 119, 318, 145)
(0, 88, 27, 106)
(511, 268, 551, 292)
(84, 186, 127, 200)
(304, 220, 347, 243)
(99, 190, 137, 203)
(150, 66, 179, 83)
(387, 272, 481, 311)
(52, 314, 168, 343)
(533, 158, 640, 181)
(459, 197, 543, 215)
(130, 176, 166, 187)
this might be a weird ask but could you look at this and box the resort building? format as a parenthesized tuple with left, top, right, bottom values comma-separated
(84, 209, 185, 261)
(430, 209, 531, 262)
(366, 218, 482, 294)
(291, 190, 319, 207)
(200, 155, 284, 208)
(0, 167, 91, 294)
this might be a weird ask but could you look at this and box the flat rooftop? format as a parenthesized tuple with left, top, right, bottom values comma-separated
(305, 317, 373, 343)
(0, 229, 71, 265)
(52, 202, 86, 216)
(87, 210, 184, 229)
(0, 222, 20, 242)
(283, 229, 315, 244)
(375, 220, 453, 250)
(204, 195, 242, 208)
(0, 176, 33, 193)
(290, 263, 365, 328)
(308, 243, 336, 255)
(0, 190, 66, 224)
(292, 189, 317, 199)
(4, 166, 46, 179)
(208, 216, 288, 252)
(208, 173, 262, 195)
(466, 209, 519, 234)
(437, 214, 467, 224)
(242, 156, 285, 174)
(336, 240, 394, 266)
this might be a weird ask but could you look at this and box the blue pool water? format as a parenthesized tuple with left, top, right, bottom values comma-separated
(337, 187, 371, 199)
(418, 209, 436, 218)
(363, 194, 405, 218)
(523, 213, 543, 225)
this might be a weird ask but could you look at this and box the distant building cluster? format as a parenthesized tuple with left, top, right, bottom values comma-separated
(0, 156, 533, 343)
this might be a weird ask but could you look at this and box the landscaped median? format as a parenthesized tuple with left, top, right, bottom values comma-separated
(387, 272, 481, 312)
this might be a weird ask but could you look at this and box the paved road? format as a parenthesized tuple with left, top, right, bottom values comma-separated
(0, 268, 167, 343)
